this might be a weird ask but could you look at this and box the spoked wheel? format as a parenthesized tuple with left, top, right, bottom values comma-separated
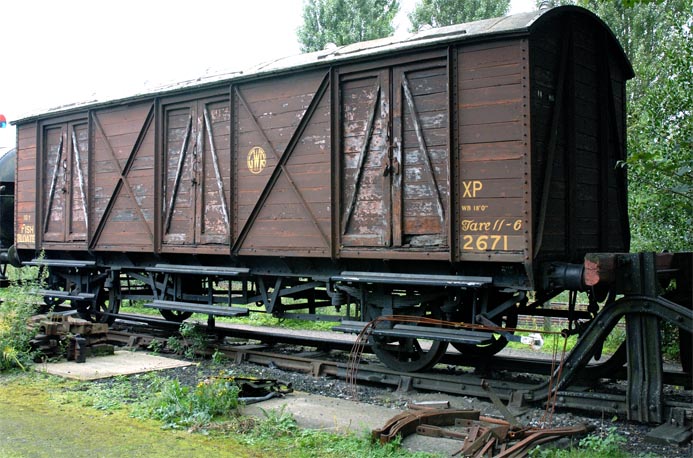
(451, 291, 519, 357)
(160, 309, 193, 322)
(77, 287, 120, 324)
(154, 273, 194, 322)
(367, 302, 449, 372)
(452, 313, 518, 356)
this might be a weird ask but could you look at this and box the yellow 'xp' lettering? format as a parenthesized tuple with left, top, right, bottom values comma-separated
(462, 180, 483, 198)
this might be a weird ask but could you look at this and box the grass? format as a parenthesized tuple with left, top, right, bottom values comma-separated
(528, 426, 659, 458)
(506, 321, 626, 356)
(0, 371, 439, 458)
(1, 370, 660, 458)
(119, 297, 341, 332)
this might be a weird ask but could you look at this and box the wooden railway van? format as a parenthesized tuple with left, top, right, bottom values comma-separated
(11, 6, 633, 369)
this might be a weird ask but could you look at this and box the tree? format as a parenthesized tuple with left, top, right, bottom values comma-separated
(297, 0, 400, 53)
(619, 5, 692, 251)
(534, 0, 692, 251)
(577, 0, 692, 251)
(409, 0, 510, 31)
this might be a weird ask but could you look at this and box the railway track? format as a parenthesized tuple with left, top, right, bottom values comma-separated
(105, 314, 692, 428)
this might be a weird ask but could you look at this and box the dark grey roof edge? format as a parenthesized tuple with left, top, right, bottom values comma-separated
(527, 5, 634, 78)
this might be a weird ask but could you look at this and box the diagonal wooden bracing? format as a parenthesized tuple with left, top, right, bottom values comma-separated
(232, 72, 331, 253)
(43, 134, 64, 235)
(401, 74, 445, 228)
(70, 128, 89, 235)
(164, 114, 193, 234)
(533, 30, 571, 256)
(89, 105, 156, 249)
(341, 82, 381, 236)
(202, 106, 230, 229)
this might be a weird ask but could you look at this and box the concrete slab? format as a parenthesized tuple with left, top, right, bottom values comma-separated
(242, 391, 402, 434)
(242, 392, 467, 454)
(35, 351, 195, 380)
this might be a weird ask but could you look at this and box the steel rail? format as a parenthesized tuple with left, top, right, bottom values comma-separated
(107, 315, 690, 420)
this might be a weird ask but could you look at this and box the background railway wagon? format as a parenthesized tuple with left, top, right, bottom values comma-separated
(12, 6, 630, 290)
(0, 149, 15, 286)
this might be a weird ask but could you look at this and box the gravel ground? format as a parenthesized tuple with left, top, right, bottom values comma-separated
(107, 344, 692, 458)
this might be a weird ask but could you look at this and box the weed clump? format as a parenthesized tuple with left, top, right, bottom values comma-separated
(136, 376, 241, 429)
(0, 284, 40, 371)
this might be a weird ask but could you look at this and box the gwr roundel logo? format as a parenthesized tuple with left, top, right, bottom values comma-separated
(247, 146, 267, 174)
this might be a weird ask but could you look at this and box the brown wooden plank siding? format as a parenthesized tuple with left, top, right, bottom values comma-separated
(90, 102, 156, 251)
(163, 105, 194, 245)
(15, 124, 37, 249)
(457, 40, 530, 262)
(234, 70, 332, 256)
(605, 53, 630, 253)
(529, 15, 629, 264)
(528, 20, 564, 256)
(199, 99, 232, 246)
(41, 125, 66, 243)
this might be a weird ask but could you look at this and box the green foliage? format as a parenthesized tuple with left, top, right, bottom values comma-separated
(538, 0, 665, 7)
(621, 4, 692, 251)
(537, 1, 692, 251)
(230, 309, 339, 331)
(80, 375, 137, 411)
(138, 377, 241, 429)
(241, 406, 437, 457)
(297, 0, 400, 52)
(251, 405, 300, 439)
(660, 321, 682, 361)
(211, 348, 227, 365)
(577, 427, 627, 456)
(620, 0, 664, 5)
(409, 0, 510, 31)
(147, 338, 164, 355)
(0, 282, 40, 371)
(602, 325, 626, 355)
(529, 427, 628, 457)
(166, 322, 208, 360)
(572, 0, 693, 251)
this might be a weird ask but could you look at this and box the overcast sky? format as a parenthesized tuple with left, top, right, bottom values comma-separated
(0, 0, 535, 152)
